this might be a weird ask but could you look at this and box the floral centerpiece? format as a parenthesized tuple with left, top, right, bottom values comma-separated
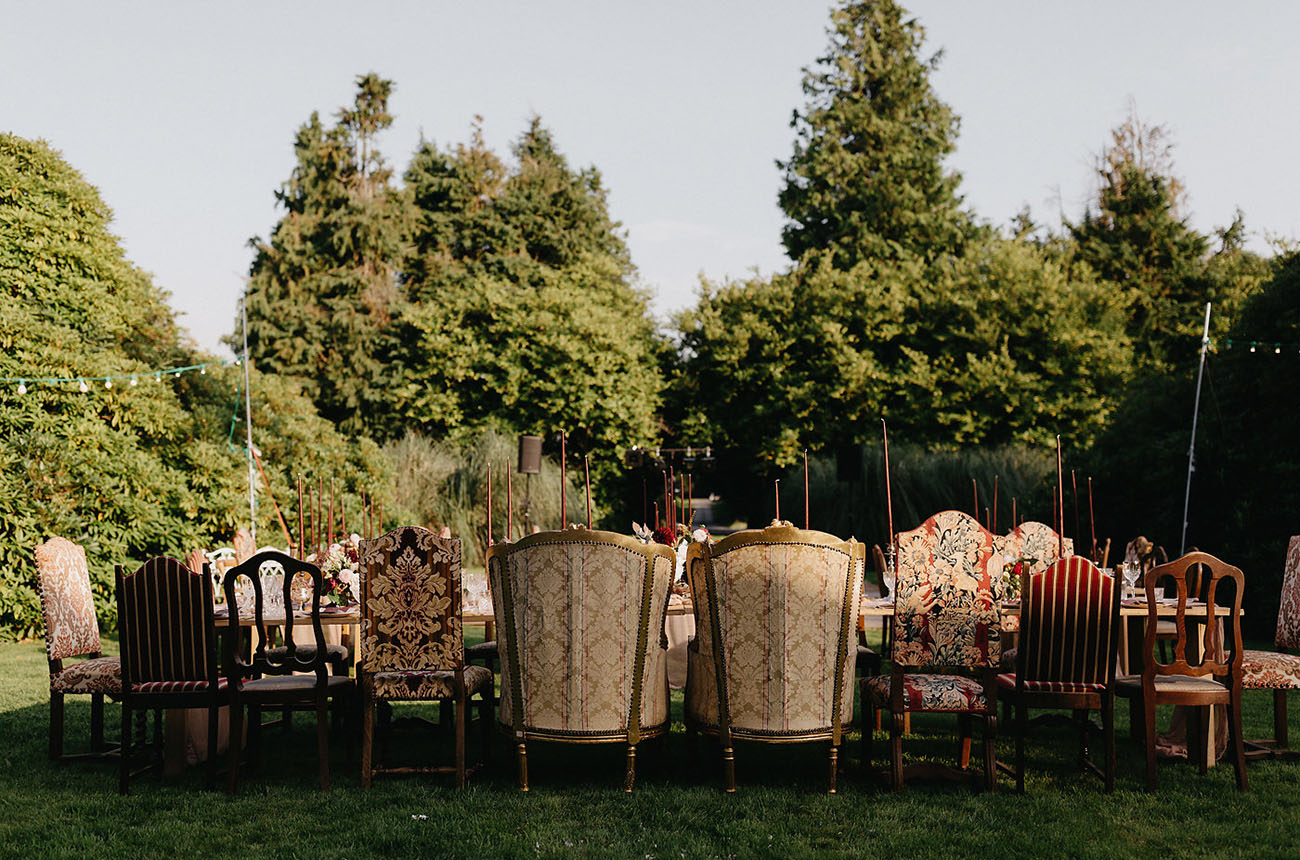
(1002, 556, 1037, 601)
(309, 534, 361, 606)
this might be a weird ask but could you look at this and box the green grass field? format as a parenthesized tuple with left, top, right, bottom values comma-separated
(2, 631, 1297, 859)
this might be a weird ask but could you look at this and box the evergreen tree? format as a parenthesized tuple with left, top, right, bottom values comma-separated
(241, 73, 409, 435)
(778, 0, 973, 267)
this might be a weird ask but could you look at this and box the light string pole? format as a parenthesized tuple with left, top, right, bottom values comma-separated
(1181, 302, 1212, 556)
(242, 302, 257, 543)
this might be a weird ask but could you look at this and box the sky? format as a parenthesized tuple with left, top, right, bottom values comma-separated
(4, 2, 1298, 357)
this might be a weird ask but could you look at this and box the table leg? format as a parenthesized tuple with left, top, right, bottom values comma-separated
(164, 710, 188, 775)
(484, 620, 495, 642)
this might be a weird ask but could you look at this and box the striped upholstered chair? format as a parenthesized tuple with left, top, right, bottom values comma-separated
(1240, 536, 1300, 760)
(863, 510, 1004, 791)
(115, 556, 235, 793)
(36, 536, 122, 761)
(684, 522, 862, 793)
(1000, 556, 1121, 791)
(487, 527, 676, 792)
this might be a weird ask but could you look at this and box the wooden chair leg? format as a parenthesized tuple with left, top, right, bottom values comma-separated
(1014, 698, 1027, 794)
(722, 743, 736, 793)
(863, 699, 876, 770)
(118, 702, 131, 795)
(361, 697, 374, 789)
(1143, 696, 1158, 792)
(1276, 691, 1289, 749)
(455, 694, 467, 789)
(1103, 692, 1116, 794)
(249, 704, 263, 775)
(983, 711, 997, 793)
(517, 741, 529, 792)
(957, 713, 972, 770)
(890, 712, 905, 791)
(316, 697, 331, 792)
(91, 692, 105, 751)
(827, 743, 838, 794)
(1128, 694, 1143, 742)
(50, 692, 64, 761)
(228, 700, 242, 794)
(624, 743, 637, 793)
(206, 703, 219, 789)
(1231, 693, 1249, 792)
(478, 691, 492, 763)
(1186, 706, 1205, 775)
(1074, 708, 1090, 768)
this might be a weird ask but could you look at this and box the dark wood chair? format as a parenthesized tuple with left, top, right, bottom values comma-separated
(115, 557, 235, 793)
(1115, 551, 1249, 792)
(223, 551, 355, 792)
(1000, 556, 1121, 792)
(359, 527, 492, 788)
(35, 536, 121, 762)
(1241, 535, 1300, 760)
(862, 510, 1003, 792)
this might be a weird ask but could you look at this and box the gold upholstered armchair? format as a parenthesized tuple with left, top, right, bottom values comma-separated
(684, 522, 863, 793)
(486, 527, 676, 792)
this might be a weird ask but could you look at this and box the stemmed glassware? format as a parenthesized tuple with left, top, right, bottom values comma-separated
(1122, 562, 1141, 599)
(881, 545, 896, 600)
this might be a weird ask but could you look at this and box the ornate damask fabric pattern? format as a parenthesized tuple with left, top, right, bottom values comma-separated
(1241, 649, 1300, 690)
(685, 532, 860, 735)
(372, 665, 494, 700)
(49, 655, 121, 694)
(893, 510, 1002, 669)
(359, 529, 463, 675)
(1275, 536, 1300, 650)
(864, 673, 989, 712)
(492, 536, 671, 736)
(35, 536, 102, 662)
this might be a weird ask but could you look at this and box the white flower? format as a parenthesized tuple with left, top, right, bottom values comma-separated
(692, 527, 709, 543)
(340, 569, 358, 589)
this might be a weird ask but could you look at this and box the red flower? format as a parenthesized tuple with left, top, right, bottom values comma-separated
(652, 526, 675, 546)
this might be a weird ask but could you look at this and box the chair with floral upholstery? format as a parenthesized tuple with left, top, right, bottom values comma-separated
(115, 556, 235, 793)
(862, 510, 1005, 791)
(1001, 520, 1073, 639)
(358, 527, 492, 788)
(1000, 556, 1121, 791)
(487, 527, 676, 792)
(35, 536, 122, 762)
(685, 522, 862, 793)
(1240, 535, 1300, 761)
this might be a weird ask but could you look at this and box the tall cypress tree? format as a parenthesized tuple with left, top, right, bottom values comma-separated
(778, 0, 973, 267)
(241, 73, 409, 434)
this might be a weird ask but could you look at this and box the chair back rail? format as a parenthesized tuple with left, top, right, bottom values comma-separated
(1141, 551, 1244, 683)
(1017, 556, 1121, 687)
(115, 557, 218, 690)
(223, 550, 329, 679)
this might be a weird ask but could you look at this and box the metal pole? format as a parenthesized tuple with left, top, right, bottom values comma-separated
(242, 303, 257, 543)
(1181, 302, 1212, 556)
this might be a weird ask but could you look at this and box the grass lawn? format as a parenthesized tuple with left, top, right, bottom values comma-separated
(2, 629, 1298, 859)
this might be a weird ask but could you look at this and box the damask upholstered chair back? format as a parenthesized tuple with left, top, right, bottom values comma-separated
(684, 523, 862, 792)
(486, 528, 675, 791)
(1274, 536, 1300, 651)
(1016, 556, 1120, 689)
(36, 536, 102, 662)
(359, 527, 464, 680)
(116, 557, 220, 689)
(893, 510, 1005, 670)
(1004, 521, 1073, 575)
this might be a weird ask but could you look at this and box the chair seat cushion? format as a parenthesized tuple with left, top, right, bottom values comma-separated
(264, 643, 349, 664)
(996, 673, 1106, 694)
(371, 665, 493, 700)
(50, 656, 121, 694)
(864, 673, 989, 712)
(240, 674, 354, 696)
(131, 678, 232, 694)
(1000, 647, 1017, 670)
(1115, 673, 1227, 695)
(1242, 649, 1300, 690)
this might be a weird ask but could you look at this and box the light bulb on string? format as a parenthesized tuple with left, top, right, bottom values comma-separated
(78, 379, 88, 393)
(154, 372, 162, 383)
(1276, 346, 1282, 355)
(129, 375, 137, 386)
(16, 381, 26, 395)
(1250, 345, 1257, 353)
(104, 379, 112, 389)
(200, 366, 206, 374)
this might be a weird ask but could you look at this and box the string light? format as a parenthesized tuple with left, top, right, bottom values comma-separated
(16, 381, 26, 395)
(104, 379, 112, 389)
(129, 376, 137, 386)
(78, 379, 88, 392)
(1, 358, 236, 393)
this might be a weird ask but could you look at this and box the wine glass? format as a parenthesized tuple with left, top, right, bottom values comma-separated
(1122, 562, 1141, 599)
(290, 571, 313, 613)
(881, 547, 896, 600)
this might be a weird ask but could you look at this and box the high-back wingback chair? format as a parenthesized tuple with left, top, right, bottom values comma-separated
(1241, 536, 1300, 759)
(36, 536, 122, 762)
(115, 557, 233, 793)
(1115, 552, 1248, 792)
(1001, 556, 1121, 791)
(358, 527, 492, 788)
(486, 527, 676, 792)
(863, 510, 1004, 791)
(684, 522, 863, 793)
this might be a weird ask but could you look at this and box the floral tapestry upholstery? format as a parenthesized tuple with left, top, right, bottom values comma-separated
(489, 530, 674, 738)
(684, 526, 861, 737)
(1275, 536, 1300, 650)
(1001, 522, 1072, 635)
(893, 511, 1003, 669)
(1241, 650, 1300, 690)
(864, 673, 989, 712)
(359, 528, 462, 677)
(49, 655, 121, 694)
(373, 665, 494, 700)
(35, 537, 102, 662)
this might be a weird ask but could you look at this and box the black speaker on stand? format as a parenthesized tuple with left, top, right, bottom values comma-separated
(518, 435, 542, 534)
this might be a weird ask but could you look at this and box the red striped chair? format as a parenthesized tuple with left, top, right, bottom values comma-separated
(862, 510, 1004, 791)
(1240, 535, 1300, 760)
(115, 557, 236, 793)
(1000, 555, 1121, 791)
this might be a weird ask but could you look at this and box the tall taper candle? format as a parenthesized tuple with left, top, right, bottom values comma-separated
(584, 454, 592, 529)
(297, 475, 305, 559)
(803, 449, 810, 530)
(507, 462, 514, 542)
(487, 465, 493, 546)
(1055, 435, 1065, 557)
(1087, 476, 1097, 562)
(560, 431, 567, 529)
(774, 478, 780, 522)
(882, 419, 896, 573)
(992, 475, 999, 534)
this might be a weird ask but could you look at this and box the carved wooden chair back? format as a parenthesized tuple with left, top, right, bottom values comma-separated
(1141, 552, 1244, 685)
(893, 510, 1004, 671)
(223, 550, 328, 681)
